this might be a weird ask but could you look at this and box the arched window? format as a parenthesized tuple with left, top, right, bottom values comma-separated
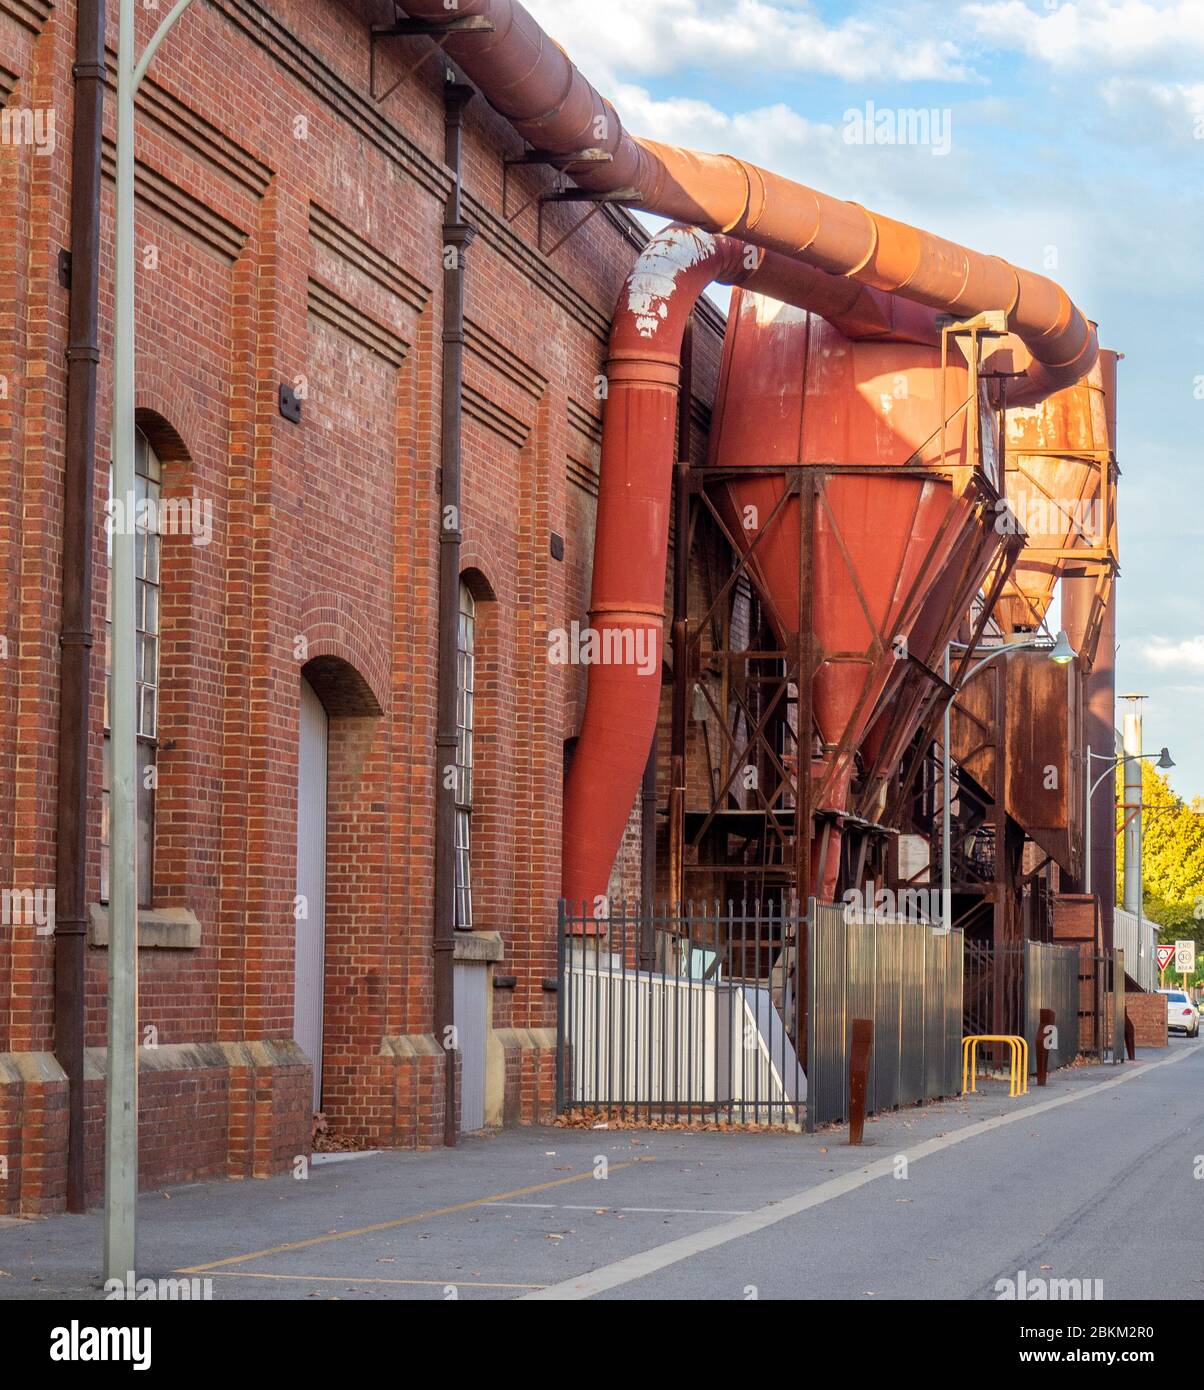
(101, 428, 160, 907)
(454, 580, 476, 929)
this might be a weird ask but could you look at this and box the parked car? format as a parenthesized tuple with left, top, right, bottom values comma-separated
(1158, 989, 1200, 1037)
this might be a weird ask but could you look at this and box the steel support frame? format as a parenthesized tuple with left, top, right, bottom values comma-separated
(999, 444, 1119, 666)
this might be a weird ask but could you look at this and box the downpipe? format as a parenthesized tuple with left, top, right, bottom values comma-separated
(433, 76, 475, 1148)
(55, 0, 105, 1215)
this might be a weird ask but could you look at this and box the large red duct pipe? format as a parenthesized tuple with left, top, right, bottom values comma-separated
(397, 0, 1097, 402)
(561, 228, 750, 908)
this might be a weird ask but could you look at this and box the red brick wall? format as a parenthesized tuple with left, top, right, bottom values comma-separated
(1126, 991, 1168, 1049)
(0, 0, 724, 1206)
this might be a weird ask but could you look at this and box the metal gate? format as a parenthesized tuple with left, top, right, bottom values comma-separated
(805, 903, 963, 1129)
(966, 940, 1108, 1069)
(557, 901, 805, 1126)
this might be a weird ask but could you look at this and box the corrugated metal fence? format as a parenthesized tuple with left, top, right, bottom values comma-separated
(1022, 940, 1081, 1072)
(805, 903, 964, 1131)
(1113, 908, 1159, 993)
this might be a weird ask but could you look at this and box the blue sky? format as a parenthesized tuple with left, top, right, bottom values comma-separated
(527, 0, 1204, 800)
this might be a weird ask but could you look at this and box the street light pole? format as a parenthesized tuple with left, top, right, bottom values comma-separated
(1083, 738, 1173, 976)
(105, 0, 198, 1287)
(1121, 696, 1146, 918)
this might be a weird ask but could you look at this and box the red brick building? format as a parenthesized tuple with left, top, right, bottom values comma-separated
(0, 0, 725, 1213)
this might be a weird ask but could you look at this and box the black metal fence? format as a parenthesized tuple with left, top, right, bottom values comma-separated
(556, 899, 969, 1131)
(556, 901, 805, 1126)
(805, 904, 964, 1129)
(965, 939, 1093, 1071)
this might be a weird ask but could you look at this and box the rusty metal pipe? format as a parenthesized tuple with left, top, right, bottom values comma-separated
(562, 228, 750, 906)
(397, 0, 1097, 400)
(55, 0, 105, 1215)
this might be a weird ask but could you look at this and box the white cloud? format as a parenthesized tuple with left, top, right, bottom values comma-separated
(963, 0, 1204, 70)
(1100, 77, 1204, 140)
(600, 78, 1099, 287)
(524, 0, 973, 85)
(1143, 636, 1204, 671)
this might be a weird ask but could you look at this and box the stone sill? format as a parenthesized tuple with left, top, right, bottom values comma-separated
(88, 903, 201, 950)
(453, 929, 504, 963)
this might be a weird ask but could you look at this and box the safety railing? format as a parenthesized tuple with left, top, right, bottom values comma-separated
(962, 1034, 1029, 1097)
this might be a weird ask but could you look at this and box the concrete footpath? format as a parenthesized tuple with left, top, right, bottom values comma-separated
(1, 1039, 1198, 1300)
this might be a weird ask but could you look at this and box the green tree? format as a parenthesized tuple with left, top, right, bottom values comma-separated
(1118, 763, 1204, 983)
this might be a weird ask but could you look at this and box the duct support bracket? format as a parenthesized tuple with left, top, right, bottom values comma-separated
(502, 147, 614, 225)
(536, 186, 645, 258)
(369, 12, 495, 105)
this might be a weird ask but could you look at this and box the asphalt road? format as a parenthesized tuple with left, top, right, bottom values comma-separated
(1, 1037, 1199, 1301)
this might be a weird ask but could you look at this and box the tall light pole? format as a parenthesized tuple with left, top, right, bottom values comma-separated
(106, 0, 198, 1286)
(1083, 740, 1173, 897)
(1120, 695, 1147, 918)
(940, 631, 1076, 931)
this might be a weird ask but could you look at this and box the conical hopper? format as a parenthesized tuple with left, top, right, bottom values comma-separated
(856, 488, 1008, 808)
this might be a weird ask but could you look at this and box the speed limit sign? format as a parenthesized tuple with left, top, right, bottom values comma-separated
(1175, 939, 1196, 974)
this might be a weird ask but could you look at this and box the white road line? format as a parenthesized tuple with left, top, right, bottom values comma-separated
(558, 1204, 756, 1215)
(485, 1202, 755, 1216)
(524, 1047, 1197, 1301)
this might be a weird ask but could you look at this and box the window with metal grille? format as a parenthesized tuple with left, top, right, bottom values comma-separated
(454, 581, 475, 929)
(102, 429, 160, 907)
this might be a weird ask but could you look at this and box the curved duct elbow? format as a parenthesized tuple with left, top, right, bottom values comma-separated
(562, 228, 749, 907)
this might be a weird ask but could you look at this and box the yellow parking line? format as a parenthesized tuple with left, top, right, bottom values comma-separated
(208, 1271, 543, 1291)
(178, 1159, 651, 1273)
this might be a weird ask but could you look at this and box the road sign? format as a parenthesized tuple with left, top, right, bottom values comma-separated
(1156, 945, 1175, 972)
(1175, 940, 1196, 974)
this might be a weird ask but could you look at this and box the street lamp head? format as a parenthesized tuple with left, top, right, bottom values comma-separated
(1049, 630, 1077, 665)
(1155, 747, 1175, 770)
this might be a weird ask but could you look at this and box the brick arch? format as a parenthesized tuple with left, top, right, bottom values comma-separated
(297, 592, 389, 716)
(459, 540, 502, 606)
(135, 360, 204, 467)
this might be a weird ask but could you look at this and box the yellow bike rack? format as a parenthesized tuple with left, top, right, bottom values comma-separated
(962, 1034, 1029, 1097)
